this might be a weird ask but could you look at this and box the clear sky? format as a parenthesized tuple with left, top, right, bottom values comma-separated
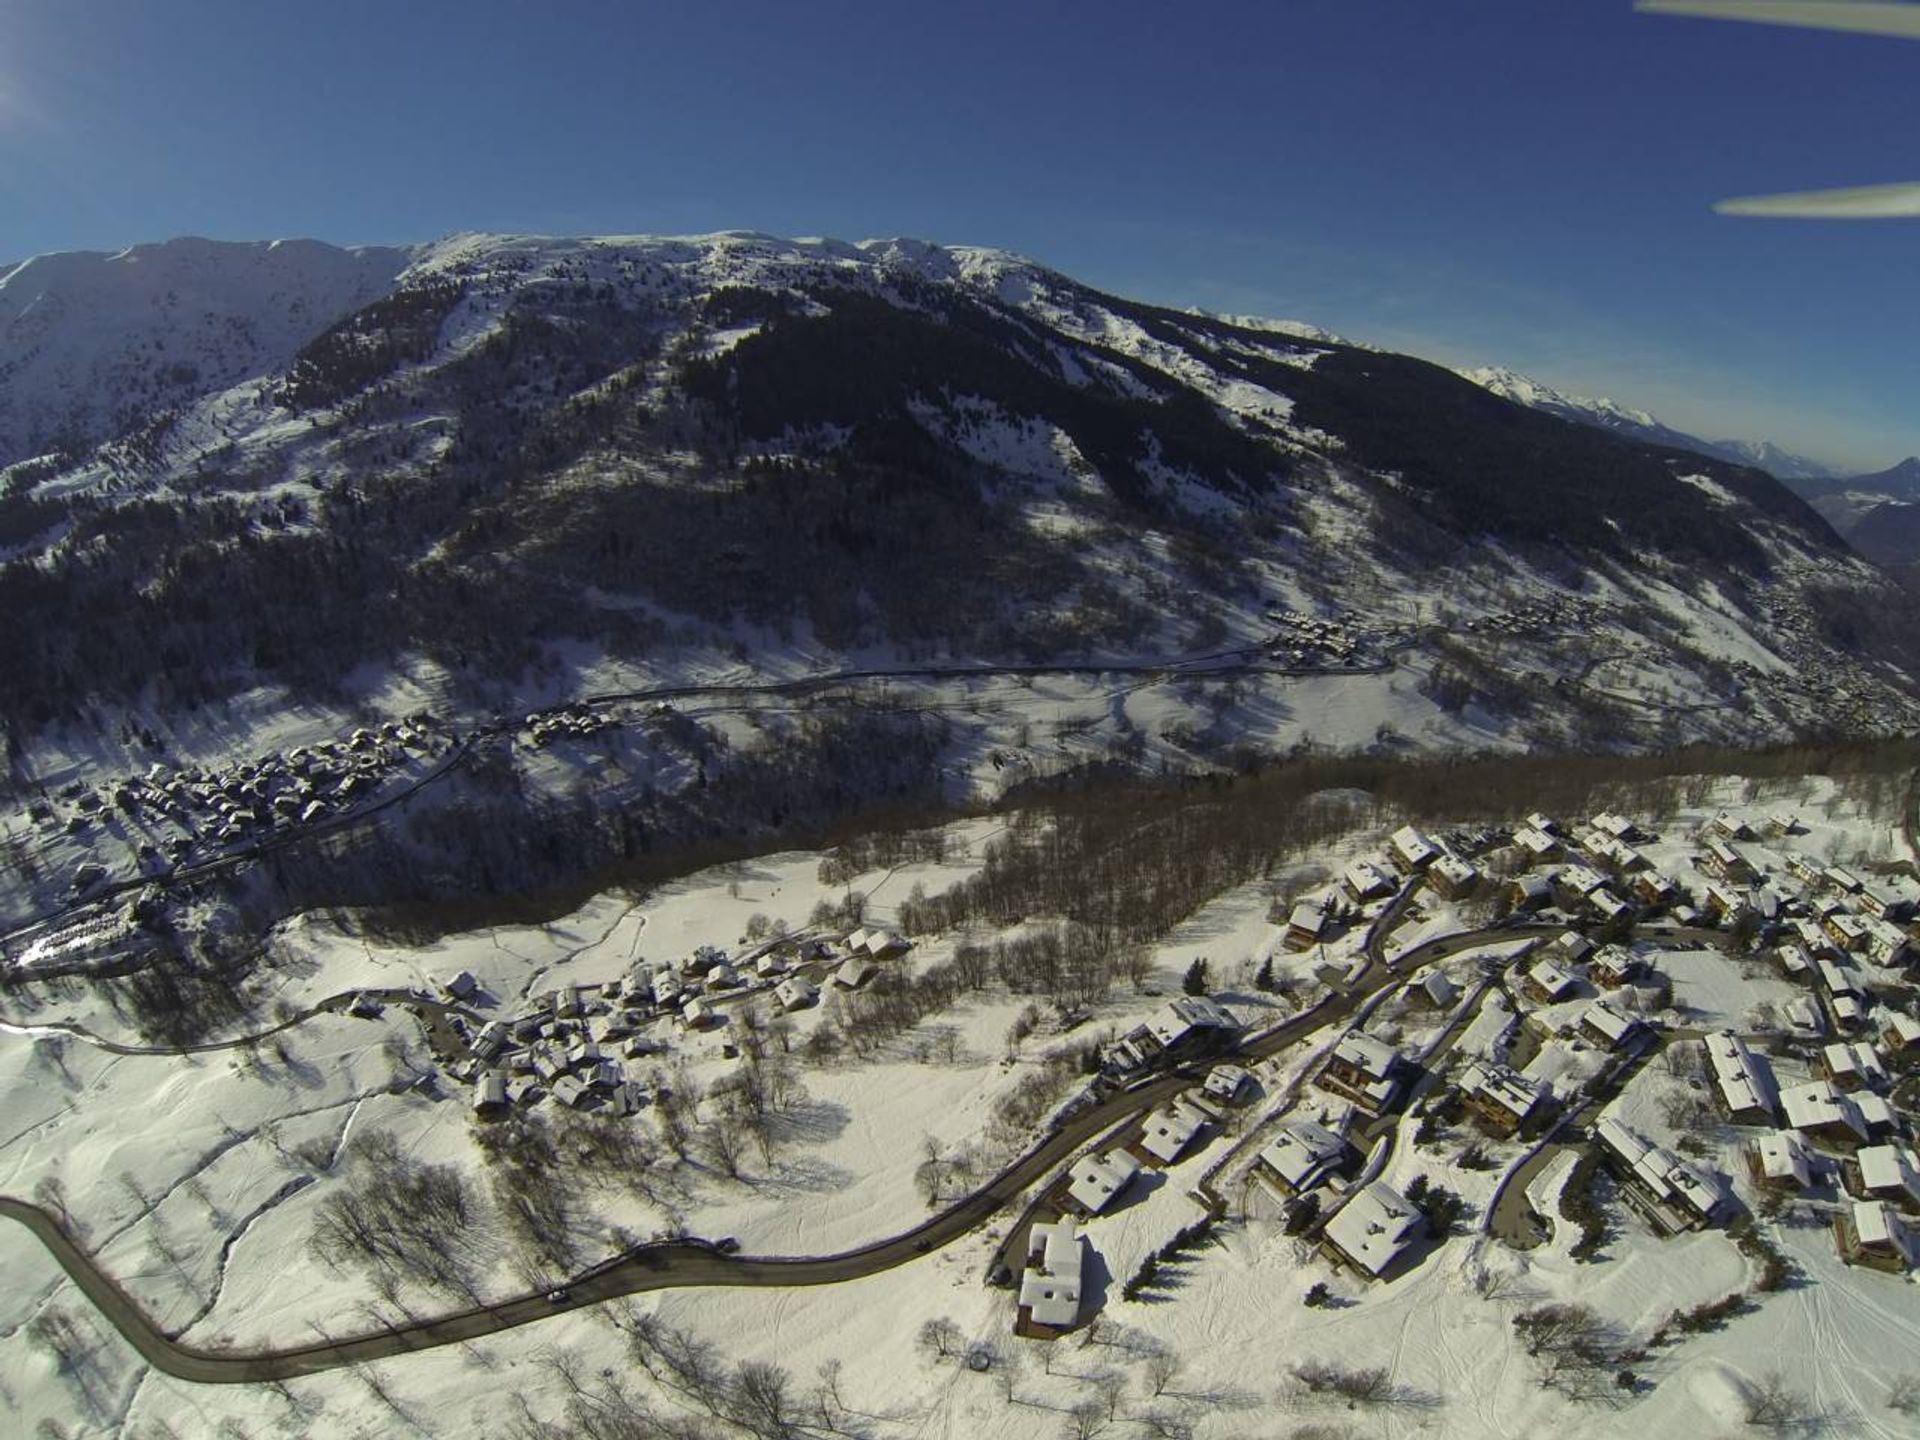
(3, 0, 1917, 472)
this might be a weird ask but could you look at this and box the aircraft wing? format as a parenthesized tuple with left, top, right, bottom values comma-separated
(1635, 1, 1920, 39)
(1713, 178, 1920, 215)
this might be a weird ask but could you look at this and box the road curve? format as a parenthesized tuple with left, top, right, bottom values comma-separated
(0, 913, 1710, 1384)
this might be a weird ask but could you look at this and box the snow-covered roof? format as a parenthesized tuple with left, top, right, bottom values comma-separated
(1323, 1181, 1424, 1277)
(1430, 854, 1478, 888)
(1389, 825, 1439, 867)
(1459, 1059, 1544, 1121)
(1824, 1042, 1888, 1090)
(1332, 1033, 1399, 1079)
(1885, 1012, 1920, 1049)
(1779, 1080, 1867, 1141)
(1145, 996, 1238, 1048)
(1754, 1131, 1813, 1187)
(1067, 1149, 1143, 1215)
(1258, 1120, 1350, 1190)
(1857, 1145, 1920, 1204)
(1855, 1091, 1897, 1134)
(1705, 1031, 1777, 1118)
(1139, 1099, 1211, 1165)
(1287, 902, 1327, 937)
(1527, 957, 1577, 1000)
(1343, 859, 1394, 896)
(1021, 1216, 1084, 1327)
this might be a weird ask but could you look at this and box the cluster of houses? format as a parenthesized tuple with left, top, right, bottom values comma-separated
(1458, 594, 1613, 639)
(520, 704, 615, 749)
(428, 926, 913, 1117)
(32, 715, 449, 893)
(1261, 608, 1383, 670)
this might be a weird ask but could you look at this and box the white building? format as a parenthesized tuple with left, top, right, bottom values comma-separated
(1322, 1181, 1425, 1279)
(1066, 1149, 1143, 1216)
(1256, 1120, 1353, 1196)
(1018, 1216, 1086, 1332)
(1138, 1098, 1212, 1166)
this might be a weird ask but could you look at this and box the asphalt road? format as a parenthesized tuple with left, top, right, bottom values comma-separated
(0, 901, 1744, 1383)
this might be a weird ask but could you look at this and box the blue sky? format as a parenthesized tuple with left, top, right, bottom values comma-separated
(3, 0, 1917, 471)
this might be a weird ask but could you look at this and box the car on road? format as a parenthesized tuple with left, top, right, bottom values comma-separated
(714, 1236, 740, 1254)
(546, 1288, 569, 1304)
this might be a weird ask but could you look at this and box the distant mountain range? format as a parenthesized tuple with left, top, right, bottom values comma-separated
(1457, 366, 1834, 482)
(1, 230, 1916, 767)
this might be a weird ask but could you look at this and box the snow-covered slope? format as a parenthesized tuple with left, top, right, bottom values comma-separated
(1, 229, 1913, 784)
(0, 236, 409, 468)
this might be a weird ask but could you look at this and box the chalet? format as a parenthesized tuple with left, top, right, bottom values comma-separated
(471, 1073, 507, 1113)
(1779, 1079, 1869, 1149)
(1818, 959, 1862, 1002)
(1822, 1042, 1890, 1093)
(1774, 943, 1813, 984)
(1835, 1200, 1920, 1273)
(680, 997, 717, 1030)
(1203, 1063, 1252, 1105)
(860, 929, 909, 959)
(1766, 811, 1801, 837)
(754, 952, 789, 979)
(1136, 1098, 1213, 1167)
(1547, 930, 1596, 966)
(1523, 956, 1579, 1006)
(1791, 918, 1838, 960)
(1555, 865, 1609, 908)
(550, 1074, 592, 1109)
(1389, 825, 1441, 873)
(1632, 871, 1680, 906)
(1513, 826, 1563, 863)
(471, 1020, 511, 1062)
(1284, 901, 1329, 952)
(1849, 1145, 1920, 1212)
(1823, 865, 1865, 897)
(1066, 1149, 1143, 1216)
(1256, 1120, 1354, 1197)
(1342, 860, 1396, 903)
(1855, 886, 1899, 922)
(773, 976, 819, 1012)
(1145, 997, 1241, 1056)
(1823, 911, 1870, 954)
(1702, 881, 1749, 924)
(1700, 838, 1754, 884)
(1579, 998, 1646, 1052)
(1588, 889, 1633, 925)
(1706, 811, 1756, 842)
(504, 1074, 541, 1106)
(1459, 1059, 1547, 1134)
(1413, 970, 1459, 1010)
(1589, 944, 1643, 989)
(833, 955, 878, 989)
(440, 970, 480, 1003)
(1856, 1091, 1900, 1140)
(1428, 854, 1480, 900)
(1882, 1011, 1920, 1056)
(1864, 921, 1911, 967)
(1017, 1216, 1085, 1336)
(1506, 874, 1554, 912)
(1784, 996, 1825, 1039)
(1784, 852, 1823, 885)
(1525, 811, 1561, 837)
(1592, 811, 1640, 842)
(1705, 1032, 1779, 1125)
(1316, 1033, 1406, 1114)
(1596, 1117, 1732, 1233)
(1833, 993, 1870, 1033)
(1321, 1181, 1425, 1280)
(1747, 1130, 1817, 1191)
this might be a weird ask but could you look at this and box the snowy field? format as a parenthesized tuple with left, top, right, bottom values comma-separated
(4, 784, 1920, 1438)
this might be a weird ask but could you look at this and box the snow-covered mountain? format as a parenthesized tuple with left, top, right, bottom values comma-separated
(0, 236, 409, 469)
(2, 229, 1915, 778)
(1709, 437, 1831, 484)
(1457, 366, 1831, 483)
